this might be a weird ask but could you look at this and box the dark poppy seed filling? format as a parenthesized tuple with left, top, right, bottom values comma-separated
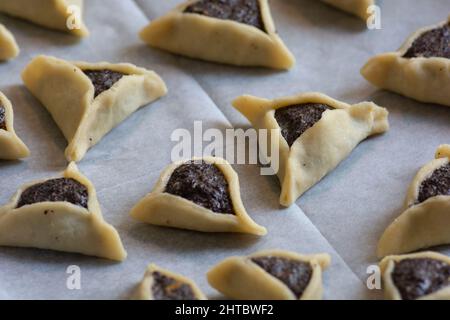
(17, 178, 89, 209)
(392, 258, 450, 300)
(275, 103, 332, 147)
(83, 69, 125, 98)
(251, 256, 313, 297)
(151, 271, 197, 300)
(0, 105, 6, 131)
(165, 161, 235, 214)
(417, 163, 450, 204)
(184, 0, 265, 32)
(403, 23, 450, 59)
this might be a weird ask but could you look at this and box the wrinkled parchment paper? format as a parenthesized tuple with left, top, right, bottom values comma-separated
(0, 0, 449, 299)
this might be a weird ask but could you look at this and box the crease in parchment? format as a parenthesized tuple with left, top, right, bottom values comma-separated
(131, 0, 366, 290)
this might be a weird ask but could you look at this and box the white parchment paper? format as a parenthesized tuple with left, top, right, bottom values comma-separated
(0, 0, 373, 300)
(137, 0, 450, 291)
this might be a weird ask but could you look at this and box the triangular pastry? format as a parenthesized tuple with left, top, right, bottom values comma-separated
(140, 0, 295, 69)
(362, 16, 450, 106)
(233, 92, 389, 206)
(207, 250, 331, 300)
(0, 0, 89, 37)
(0, 92, 30, 160)
(0, 162, 127, 261)
(0, 24, 19, 61)
(22, 55, 168, 162)
(135, 264, 206, 300)
(320, 0, 375, 20)
(380, 251, 450, 300)
(378, 145, 450, 258)
(130, 157, 267, 236)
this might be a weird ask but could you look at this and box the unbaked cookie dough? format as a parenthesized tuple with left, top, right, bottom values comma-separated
(320, 0, 375, 20)
(361, 16, 450, 107)
(207, 250, 331, 300)
(130, 157, 267, 236)
(380, 251, 450, 300)
(140, 0, 295, 69)
(22, 55, 168, 162)
(0, 162, 127, 261)
(0, 92, 30, 160)
(135, 264, 206, 300)
(378, 145, 450, 258)
(0, 0, 88, 37)
(233, 92, 389, 206)
(0, 24, 19, 61)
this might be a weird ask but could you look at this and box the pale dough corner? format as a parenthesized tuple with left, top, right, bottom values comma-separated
(0, 0, 89, 37)
(378, 145, 450, 258)
(361, 16, 450, 107)
(130, 156, 267, 236)
(21, 55, 168, 162)
(321, 0, 375, 20)
(207, 250, 331, 300)
(233, 92, 389, 207)
(380, 251, 450, 300)
(0, 24, 19, 61)
(140, 0, 295, 70)
(0, 91, 30, 160)
(0, 162, 127, 261)
(134, 264, 207, 300)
